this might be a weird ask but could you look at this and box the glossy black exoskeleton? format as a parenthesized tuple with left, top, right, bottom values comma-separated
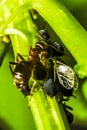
(44, 60, 78, 99)
(38, 29, 50, 42)
(54, 60, 78, 97)
(44, 78, 59, 98)
(44, 78, 74, 123)
(37, 29, 65, 58)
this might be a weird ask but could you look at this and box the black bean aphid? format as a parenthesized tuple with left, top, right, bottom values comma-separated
(38, 30, 65, 58)
(44, 78, 74, 123)
(47, 42, 65, 57)
(54, 60, 78, 96)
(44, 60, 78, 99)
(44, 78, 60, 98)
(38, 29, 50, 42)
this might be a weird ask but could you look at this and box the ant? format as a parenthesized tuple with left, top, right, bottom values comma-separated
(8, 41, 46, 96)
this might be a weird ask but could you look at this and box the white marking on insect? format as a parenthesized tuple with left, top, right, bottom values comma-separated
(54, 60, 78, 90)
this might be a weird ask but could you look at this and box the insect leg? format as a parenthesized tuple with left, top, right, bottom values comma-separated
(16, 53, 25, 62)
(63, 103, 73, 111)
(30, 80, 37, 96)
(62, 103, 73, 124)
(53, 61, 57, 82)
(8, 62, 17, 76)
(28, 80, 37, 107)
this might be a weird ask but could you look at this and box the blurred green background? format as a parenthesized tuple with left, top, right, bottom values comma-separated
(61, 1, 87, 130)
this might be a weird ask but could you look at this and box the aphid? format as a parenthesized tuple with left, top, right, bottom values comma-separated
(44, 78, 59, 98)
(37, 29, 65, 58)
(44, 78, 74, 123)
(38, 29, 50, 42)
(44, 60, 78, 98)
(54, 60, 78, 97)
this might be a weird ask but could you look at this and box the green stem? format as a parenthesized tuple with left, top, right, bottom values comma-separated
(29, 89, 70, 130)
(6, 3, 70, 130)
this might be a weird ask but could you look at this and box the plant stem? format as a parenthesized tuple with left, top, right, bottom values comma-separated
(29, 89, 70, 130)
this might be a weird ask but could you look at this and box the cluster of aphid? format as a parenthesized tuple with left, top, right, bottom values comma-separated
(9, 29, 78, 124)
